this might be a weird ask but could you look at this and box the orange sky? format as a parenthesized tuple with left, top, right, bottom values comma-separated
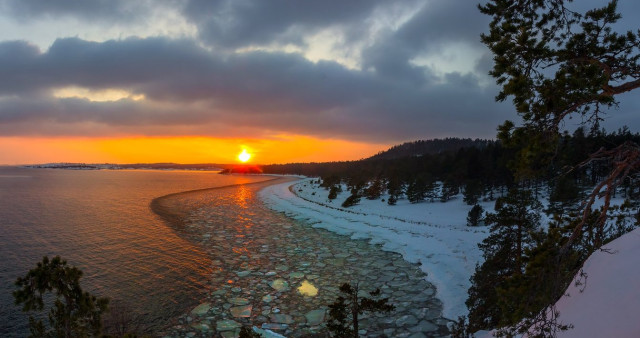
(0, 135, 389, 165)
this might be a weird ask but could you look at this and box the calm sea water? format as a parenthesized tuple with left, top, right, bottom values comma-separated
(0, 166, 270, 336)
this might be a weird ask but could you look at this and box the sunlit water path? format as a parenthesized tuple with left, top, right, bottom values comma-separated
(154, 178, 450, 337)
(0, 167, 271, 336)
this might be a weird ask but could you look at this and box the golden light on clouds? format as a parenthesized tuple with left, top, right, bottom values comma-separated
(0, 135, 388, 165)
(53, 86, 145, 102)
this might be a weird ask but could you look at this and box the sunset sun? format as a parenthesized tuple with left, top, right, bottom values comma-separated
(238, 149, 251, 163)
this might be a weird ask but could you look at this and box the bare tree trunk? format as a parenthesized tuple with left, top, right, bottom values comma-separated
(352, 283, 359, 338)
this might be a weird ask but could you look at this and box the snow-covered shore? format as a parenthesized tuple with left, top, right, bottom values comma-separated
(259, 177, 640, 337)
(259, 177, 492, 320)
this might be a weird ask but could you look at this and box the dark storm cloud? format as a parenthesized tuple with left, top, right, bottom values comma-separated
(0, 36, 513, 141)
(0, 0, 636, 142)
(0, 41, 43, 94)
(392, 0, 489, 51)
(0, 0, 157, 23)
(0, 38, 214, 95)
(182, 0, 388, 49)
(361, 0, 490, 84)
(182, 0, 490, 85)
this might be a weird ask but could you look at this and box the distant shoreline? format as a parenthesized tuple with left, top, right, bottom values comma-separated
(23, 163, 225, 171)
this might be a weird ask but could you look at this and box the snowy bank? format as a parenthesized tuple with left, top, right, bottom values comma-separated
(474, 227, 640, 338)
(554, 227, 640, 337)
(259, 178, 492, 320)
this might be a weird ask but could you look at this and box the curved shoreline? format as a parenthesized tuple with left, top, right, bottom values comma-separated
(152, 175, 450, 336)
(150, 176, 292, 228)
(258, 178, 489, 321)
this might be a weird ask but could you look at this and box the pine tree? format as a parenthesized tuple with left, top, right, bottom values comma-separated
(364, 178, 384, 200)
(321, 175, 341, 189)
(386, 177, 403, 206)
(342, 190, 361, 208)
(493, 226, 581, 336)
(466, 204, 484, 227)
(463, 180, 483, 205)
(406, 177, 427, 203)
(466, 188, 542, 331)
(239, 326, 261, 338)
(328, 185, 340, 201)
(480, 0, 640, 249)
(327, 282, 394, 338)
(14, 256, 109, 337)
(425, 179, 439, 202)
(548, 175, 581, 215)
(440, 178, 460, 202)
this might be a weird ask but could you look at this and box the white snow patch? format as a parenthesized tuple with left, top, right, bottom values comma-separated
(554, 227, 640, 337)
(475, 228, 640, 338)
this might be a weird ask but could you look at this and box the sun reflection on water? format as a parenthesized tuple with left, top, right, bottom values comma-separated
(298, 280, 319, 297)
(233, 186, 250, 209)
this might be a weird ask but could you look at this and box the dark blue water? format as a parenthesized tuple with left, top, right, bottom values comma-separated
(0, 166, 270, 336)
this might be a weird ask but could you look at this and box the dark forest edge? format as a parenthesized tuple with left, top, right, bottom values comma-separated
(262, 129, 640, 201)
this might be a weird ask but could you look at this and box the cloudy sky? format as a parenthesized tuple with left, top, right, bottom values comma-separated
(0, 0, 638, 164)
